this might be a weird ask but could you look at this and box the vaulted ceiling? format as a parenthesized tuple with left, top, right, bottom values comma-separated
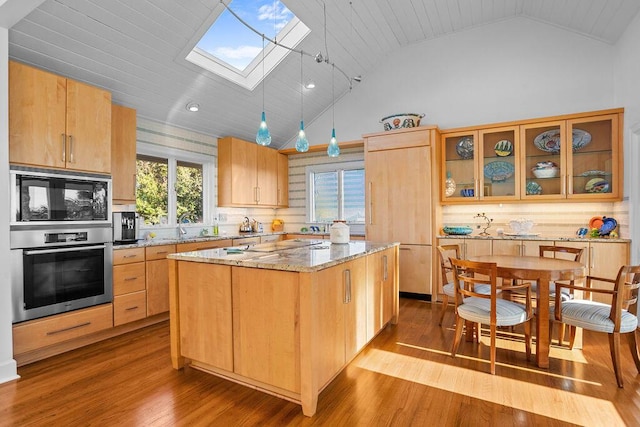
(8, 0, 640, 149)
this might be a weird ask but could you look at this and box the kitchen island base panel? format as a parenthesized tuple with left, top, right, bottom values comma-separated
(168, 243, 399, 417)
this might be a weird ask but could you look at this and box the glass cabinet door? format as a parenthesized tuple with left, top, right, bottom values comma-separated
(442, 131, 478, 201)
(567, 114, 618, 199)
(520, 120, 566, 199)
(479, 126, 519, 201)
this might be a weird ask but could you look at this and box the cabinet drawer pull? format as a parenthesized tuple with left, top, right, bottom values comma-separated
(124, 277, 139, 281)
(383, 255, 388, 281)
(123, 254, 138, 259)
(399, 247, 411, 251)
(125, 306, 139, 311)
(68, 135, 74, 163)
(61, 133, 66, 162)
(368, 182, 373, 225)
(46, 321, 91, 335)
(344, 269, 352, 304)
(155, 251, 168, 254)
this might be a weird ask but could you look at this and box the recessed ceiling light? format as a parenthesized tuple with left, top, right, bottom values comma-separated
(305, 81, 315, 89)
(186, 102, 199, 112)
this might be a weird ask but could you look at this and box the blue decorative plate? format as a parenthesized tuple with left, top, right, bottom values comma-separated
(484, 161, 515, 182)
(526, 181, 542, 195)
(579, 170, 611, 177)
(599, 217, 617, 236)
(443, 226, 473, 235)
(533, 129, 592, 153)
(456, 137, 474, 159)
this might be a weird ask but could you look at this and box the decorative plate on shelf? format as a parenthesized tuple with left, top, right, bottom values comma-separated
(526, 181, 542, 195)
(589, 216, 604, 230)
(579, 170, 612, 177)
(585, 178, 610, 193)
(484, 161, 515, 182)
(456, 137, 474, 159)
(494, 139, 513, 156)
(599, 217, 617, 236)
(533, 128, 592, 153)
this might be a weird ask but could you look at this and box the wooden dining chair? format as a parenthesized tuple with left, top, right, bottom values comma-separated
(450, 257, 533, 374)
(554, 265, 640, 387)
(436, 245, 493, 326)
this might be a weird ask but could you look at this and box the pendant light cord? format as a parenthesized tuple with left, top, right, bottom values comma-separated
(262, 35, 265, 110)
(300, 50, 304, 121)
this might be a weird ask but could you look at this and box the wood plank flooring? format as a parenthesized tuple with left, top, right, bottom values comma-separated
(1, 298, 639, 426)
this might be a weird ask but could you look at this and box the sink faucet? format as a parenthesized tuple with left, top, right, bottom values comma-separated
(178, 212, 190, 238)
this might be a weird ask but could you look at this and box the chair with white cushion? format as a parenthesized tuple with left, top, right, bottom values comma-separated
(450, 257, 533, 374)
(436, 245, 492, 326)
(554, 265, 640, 387)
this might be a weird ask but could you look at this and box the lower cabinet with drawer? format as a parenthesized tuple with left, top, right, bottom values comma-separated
(13, 304, 114, 355)
(113, 247, 146, 326)
(146, 244, 176, 316)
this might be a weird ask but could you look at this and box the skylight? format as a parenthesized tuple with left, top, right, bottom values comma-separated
(186, 0, 310, 90)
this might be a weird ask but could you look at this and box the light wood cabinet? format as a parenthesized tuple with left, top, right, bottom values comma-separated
(492, 239, 544, 256)
(441, 126, 520, 202)
(111, 104, 137, 204)
(9, 61, 111, 174)
(218, 136, 282, 207)
(440, 109, 623, 204)
(178, 263, 234, 371)
(366, 247, 396, 340)
(13, 304, 114, 355)
(145, 244, 176, 316)
(364, 127, 439, 297)
(176, 239, 232, 252)
(277, 153, 289, 207)
(398, 244, 432, 295)
(113, 247, 146, 326)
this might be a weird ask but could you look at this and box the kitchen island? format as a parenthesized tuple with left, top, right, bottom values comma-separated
(167, 239, 399, 416)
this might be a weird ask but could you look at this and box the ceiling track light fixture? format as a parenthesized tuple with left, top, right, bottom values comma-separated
(185, 102, 199, 112)
(220, 0, 361, 154)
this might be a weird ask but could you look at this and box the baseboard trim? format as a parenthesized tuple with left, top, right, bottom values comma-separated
(399, 292, 431, 301)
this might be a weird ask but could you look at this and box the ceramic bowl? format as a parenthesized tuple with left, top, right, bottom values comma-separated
(532, 167, 559, 179)
(460, 188, 474, 197)
(443, 225, 473, 235)
(380, 113, 424, 131)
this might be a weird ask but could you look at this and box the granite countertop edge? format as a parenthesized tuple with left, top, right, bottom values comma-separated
(167, 241, 399, 273)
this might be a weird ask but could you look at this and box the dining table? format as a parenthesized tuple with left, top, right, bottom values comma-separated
(468, 254, 586, 368)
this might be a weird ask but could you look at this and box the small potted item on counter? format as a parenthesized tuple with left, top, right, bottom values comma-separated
(330, 221, 350, 244)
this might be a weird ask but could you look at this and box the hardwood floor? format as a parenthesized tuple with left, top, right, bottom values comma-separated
(1, 298, 639, 426)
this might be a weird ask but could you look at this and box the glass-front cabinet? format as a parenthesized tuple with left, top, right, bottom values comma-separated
(440, 109, 622, 204)
(521, 114, 620, 201)
(441, 126, 519, 202)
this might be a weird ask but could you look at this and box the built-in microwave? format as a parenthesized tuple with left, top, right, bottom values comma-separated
(10, 166, 111, 226)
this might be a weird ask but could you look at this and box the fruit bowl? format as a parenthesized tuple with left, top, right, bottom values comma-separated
(380, 113, 424, 131)
(532, 167, 559, 178)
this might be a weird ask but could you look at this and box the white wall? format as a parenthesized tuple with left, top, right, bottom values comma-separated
(302, 16, 616, 145)
(614, 11, 640, 263)
(0, 26, 19, 384)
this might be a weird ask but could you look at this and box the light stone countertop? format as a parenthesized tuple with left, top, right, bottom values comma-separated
(167, 240, 399, 273)
(437, 234, 630, 243)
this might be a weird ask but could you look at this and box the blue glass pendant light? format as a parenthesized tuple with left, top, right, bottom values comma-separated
(295, 51, 309, 152)
(256, 36, 272, 146)
(327, 64, 339, 157)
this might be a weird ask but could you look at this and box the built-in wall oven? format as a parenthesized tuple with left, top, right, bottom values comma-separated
(10, 167, 113, 323)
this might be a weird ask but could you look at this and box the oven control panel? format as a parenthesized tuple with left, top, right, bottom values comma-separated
(44, 232, 88, 244)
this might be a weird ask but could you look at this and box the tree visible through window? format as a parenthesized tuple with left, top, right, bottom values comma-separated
(307, 162, 365, 223)
(136, 155, 203, 225)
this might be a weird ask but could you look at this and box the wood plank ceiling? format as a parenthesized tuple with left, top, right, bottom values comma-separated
(8, 0, 640, 149)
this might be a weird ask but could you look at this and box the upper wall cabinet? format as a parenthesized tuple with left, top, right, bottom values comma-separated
(218, 137, 286, 207)
(440, 109, 623, 204)
(441, 125, 520, 203)
(111, 105, 137, 204)
(9, 61, 112, 174)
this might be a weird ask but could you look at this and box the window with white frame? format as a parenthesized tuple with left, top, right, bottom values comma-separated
(136, 147, 212, 226)
(306, 161, 365, 223)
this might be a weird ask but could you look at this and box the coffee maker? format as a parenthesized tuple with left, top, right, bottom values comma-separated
(113, 212, 139, 244)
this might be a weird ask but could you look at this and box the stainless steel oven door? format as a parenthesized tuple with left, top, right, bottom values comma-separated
(11, 242, 113, 323)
